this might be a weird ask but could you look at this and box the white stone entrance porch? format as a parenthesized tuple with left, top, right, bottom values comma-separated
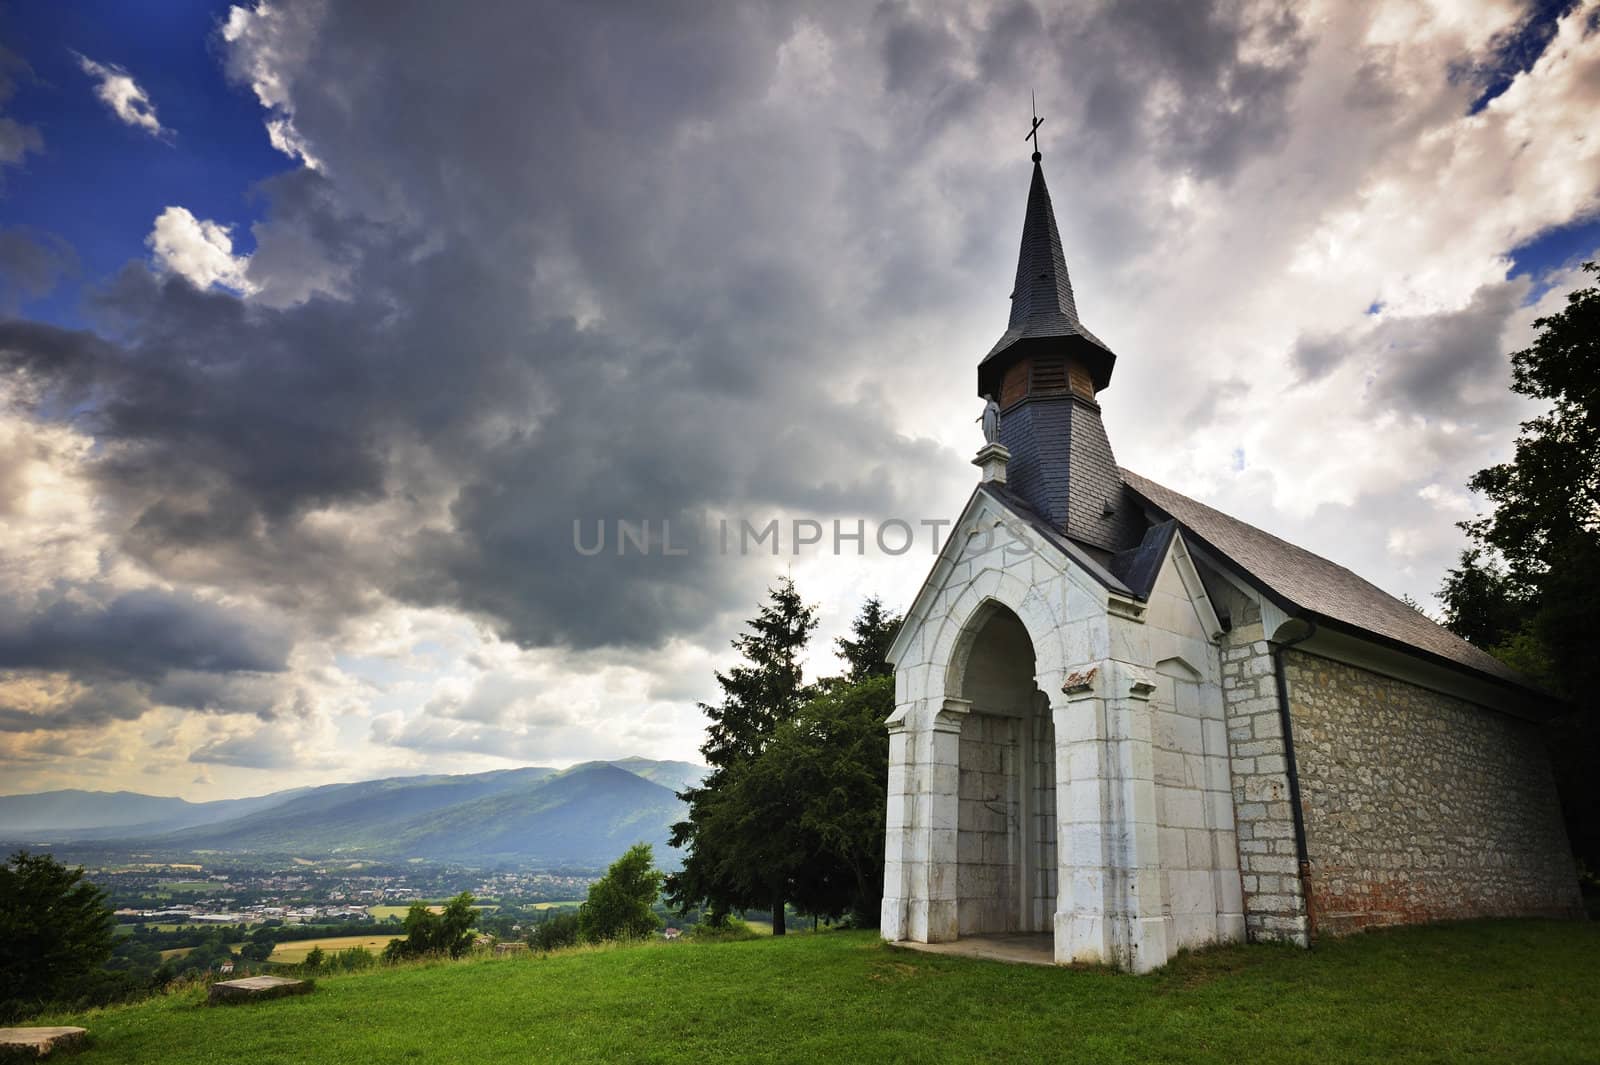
(880, 489, 1245, 972)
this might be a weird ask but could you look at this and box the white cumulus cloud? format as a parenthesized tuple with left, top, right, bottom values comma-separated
(222, 2, 324, 169)
(75, 53, 170, 140)
(145, 207, 257, 294)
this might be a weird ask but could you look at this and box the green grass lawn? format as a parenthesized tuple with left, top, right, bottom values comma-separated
(37, 919, 1597, 1064)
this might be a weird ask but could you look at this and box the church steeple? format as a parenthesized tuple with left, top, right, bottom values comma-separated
(978, 155, 1117, 400)
(980, 143, 1137, 554)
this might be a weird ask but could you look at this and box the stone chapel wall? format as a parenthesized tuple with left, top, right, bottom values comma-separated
(1284, 650, 1581, 934)
(1219, 617, 1311, 945)
(1143, 557, 1244, 952)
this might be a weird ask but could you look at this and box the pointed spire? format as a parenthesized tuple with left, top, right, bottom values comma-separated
(977, 156, 1116, 398)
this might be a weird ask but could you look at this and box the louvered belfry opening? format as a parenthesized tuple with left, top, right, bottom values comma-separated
(997, 354, 1098, 410)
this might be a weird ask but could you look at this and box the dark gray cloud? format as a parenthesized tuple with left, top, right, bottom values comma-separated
(0, 0, 1321, 747)
(0, 45, 42, 179)
(870, 0, 1309, 183)
(0, 682, 146, 734)
(0, 586, 291, 681)
(0, 228, 75, 310)
(1288, 281, 1529, 410)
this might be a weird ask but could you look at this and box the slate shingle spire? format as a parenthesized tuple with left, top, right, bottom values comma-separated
(978, 155, 1117, 399)
(979, 147, 1139, 554)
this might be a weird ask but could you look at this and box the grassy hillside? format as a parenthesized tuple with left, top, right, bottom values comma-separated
(37, 920, 1597, 1064)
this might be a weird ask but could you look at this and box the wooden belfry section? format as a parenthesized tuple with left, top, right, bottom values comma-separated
(998, 353, 1097, 408)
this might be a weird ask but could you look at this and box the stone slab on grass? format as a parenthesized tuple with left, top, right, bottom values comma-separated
(208, 975, 314, 1005)
(0, 1027, 89, 1060)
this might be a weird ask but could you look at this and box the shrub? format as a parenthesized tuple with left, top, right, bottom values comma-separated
(689, 917, 759, 943)
(328, 947, 376, 972)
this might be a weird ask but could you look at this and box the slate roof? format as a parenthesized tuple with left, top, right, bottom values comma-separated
(979, 159, 1116, 396)
(1119, 468, 1538, 693)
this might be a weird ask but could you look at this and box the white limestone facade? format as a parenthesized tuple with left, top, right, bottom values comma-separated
(882, 487, 1243, 972)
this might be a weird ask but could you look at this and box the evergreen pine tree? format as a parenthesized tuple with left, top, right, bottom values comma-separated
(668, 576, 817, 934)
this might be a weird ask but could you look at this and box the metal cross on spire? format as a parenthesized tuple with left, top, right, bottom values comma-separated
(1025, 91, 1043, 162)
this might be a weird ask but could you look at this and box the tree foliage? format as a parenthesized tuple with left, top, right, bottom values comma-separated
(526, 911, 581, 952)
(1438, 261, 1599, 872)
(669, 591, 900, 931)
(836, 595, 899, 681)
(0, 850, 118, 1022)
(382, 892, 479, 960)
(578, 843, 663, 942)
(669, 577, 818, 934)
(766, 673, 895, 923)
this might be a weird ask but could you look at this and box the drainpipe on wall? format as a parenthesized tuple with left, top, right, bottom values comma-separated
(1271, 618, 1318, 943)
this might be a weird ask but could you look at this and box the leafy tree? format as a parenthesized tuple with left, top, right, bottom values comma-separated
(669, 576, 818, 934)
(0, 851, 118, 1022)
(1439, 260, 1600, 872)
(578, 844, 663, 942)
(772, 673, 895, 924)
(526, 911, 581, 952)
(303, 946, 326, 971)
(383, 892, 480, 960)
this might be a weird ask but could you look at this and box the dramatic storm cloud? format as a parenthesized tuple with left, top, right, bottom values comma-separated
(0, 0, 1596, 797)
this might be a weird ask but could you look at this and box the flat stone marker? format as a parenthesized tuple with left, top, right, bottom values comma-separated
(0, 1026, 89, 1059)
(208, 975, 313, 1005)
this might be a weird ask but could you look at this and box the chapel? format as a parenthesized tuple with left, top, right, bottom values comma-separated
(880, 143, 1580, 971)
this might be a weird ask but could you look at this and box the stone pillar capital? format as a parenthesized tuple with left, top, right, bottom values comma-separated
(932, 697, 972, 733)
(972, 442, 1012, 484)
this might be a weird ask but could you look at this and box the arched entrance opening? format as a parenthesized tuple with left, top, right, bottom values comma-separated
(950, 601, 1056, 936)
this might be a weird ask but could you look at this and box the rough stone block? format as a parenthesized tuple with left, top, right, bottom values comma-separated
(0, 1028, 89, 1059)
(208, 975, 313, 1004)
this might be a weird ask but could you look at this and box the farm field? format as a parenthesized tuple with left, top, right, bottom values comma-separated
(37, 919, 1599, 1064)
(369, 902, 504, 920)
(268, 934, 399, 962)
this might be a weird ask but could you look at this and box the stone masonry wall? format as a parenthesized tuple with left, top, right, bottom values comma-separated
(1285, 650, 1580, 934)
(956, 712, 1019, 935)
(1219, 620, 1309, 945)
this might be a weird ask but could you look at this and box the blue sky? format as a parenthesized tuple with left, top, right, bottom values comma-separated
(2, 0, 283, 325)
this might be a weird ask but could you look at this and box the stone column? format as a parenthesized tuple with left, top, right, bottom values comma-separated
(1109, 667, 1168, 973)
(879, 717, 913, 942)
(1052, 661, 1170, 971)
(906, 698, 968, 943)
(1053, 668, 1114, 964)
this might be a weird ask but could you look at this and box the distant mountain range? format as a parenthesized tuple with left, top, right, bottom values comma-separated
(0, 758, 705, 868)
